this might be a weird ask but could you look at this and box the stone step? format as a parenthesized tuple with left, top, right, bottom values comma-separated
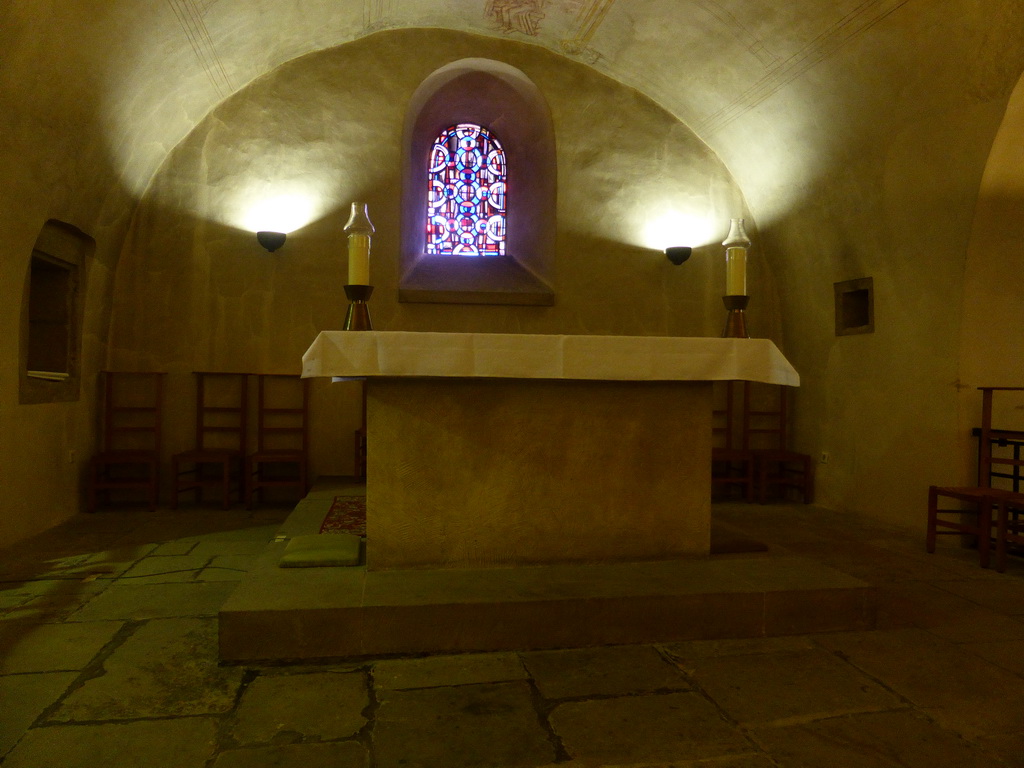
(219, 543, 875, 662)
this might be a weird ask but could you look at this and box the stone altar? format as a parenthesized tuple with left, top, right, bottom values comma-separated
(302, 332, 799, 570)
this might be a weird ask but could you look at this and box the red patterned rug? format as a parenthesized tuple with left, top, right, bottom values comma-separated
(320, 495, 366, 537)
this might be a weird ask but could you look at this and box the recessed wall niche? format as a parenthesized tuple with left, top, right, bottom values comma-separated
(400, 58, 556, 305)
(19, 219, 93, 404)
(834, 277, 874, 336)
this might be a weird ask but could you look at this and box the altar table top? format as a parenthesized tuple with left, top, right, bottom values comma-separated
(302, 331, 799, 386)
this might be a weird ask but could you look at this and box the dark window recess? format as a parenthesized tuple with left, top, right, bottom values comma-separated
(20, 219, 93, 404)
(834, 277, 874, 336)
(27, 254, 73, 374)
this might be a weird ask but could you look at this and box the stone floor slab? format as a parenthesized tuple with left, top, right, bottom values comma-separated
(975, 733, 1024, 768)
(2, 717, 218, 768)
(751, 709, 998, 767)
(188, 525, 283, 544)
(962, 638, 1024, 675)
(1, 579, 112, 621)
(150, 540, 200, 556)
(197, 554, 256, 581)
(522, 645, 690, 699)
(53, 618, 243, 721)
(923, 611, 1024, 643)
(229, 671, 368, 745)
(549, 691, 751, 764)
(192, 540, 271, 558)
(0, 583, 35, 611)
(816, 628, 1024, 738)
(119, 553, 211, 584)
(0, 619, 122, 673)
(533, 757, 775, 768)
(933, 577, 1024, 614)
(212, 741, 367, 768)
(684, 648, 901, 726)
(0, 672, 78, 757)
(69, 581, 236, 620)
(1, 488, 1023, 768)
(80, 544, 159, 578)
(661, 635, 817, 661)
(373, 681, 555, 768)
(873, 581, 1003, 631)
(373, 651, 526, 690)
(0, 576, 91, 603)
(0, 554, 91, 583)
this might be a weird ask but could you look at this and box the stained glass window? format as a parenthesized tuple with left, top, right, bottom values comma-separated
(426, 123, 507, 256)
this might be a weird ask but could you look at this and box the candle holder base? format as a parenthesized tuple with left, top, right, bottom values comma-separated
(344, 285, 373, 331)
(722, 295, 749, 339)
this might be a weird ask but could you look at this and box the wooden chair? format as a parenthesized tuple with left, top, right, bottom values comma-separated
(711, 380, 755, 502)
(171, 372, 248, 509)
(354, 380, 367, 480)
(928, 387, 1024, 570)
(994, 493, 1024, 572)
(927, 486, 997, 568)
(742, 382, 814, 504)
(246, 374, 310, 508)
(88, 371, 164, 512)
(976, 387, 1024, 491)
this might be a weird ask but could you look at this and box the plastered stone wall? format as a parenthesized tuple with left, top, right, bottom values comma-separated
(108, 29, 775, 483)
(0, 5, 143, 546)
(959, 70, 1024, 461)
(716, 2, 1024, 528)
(6, 4, 1018, 550)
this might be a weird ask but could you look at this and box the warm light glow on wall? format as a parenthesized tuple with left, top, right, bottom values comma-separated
(237, 191, 324, 234)
(639, 209, 717, 250)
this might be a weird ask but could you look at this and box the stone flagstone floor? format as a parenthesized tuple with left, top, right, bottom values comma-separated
(1, 496, 1024, 767)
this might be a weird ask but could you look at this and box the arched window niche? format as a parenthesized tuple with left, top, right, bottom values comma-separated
(19, 219, 94, 404)
(400, 58, 556, 305)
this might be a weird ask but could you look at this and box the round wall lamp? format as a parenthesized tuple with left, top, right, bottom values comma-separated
(256, 231, 287, 252)
(665, 246, 692, 265)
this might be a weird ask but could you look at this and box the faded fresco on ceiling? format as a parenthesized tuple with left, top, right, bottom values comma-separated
(483, 0, 616, 56)
(169, 0, 617, 82)
(162, 0, 913, 137)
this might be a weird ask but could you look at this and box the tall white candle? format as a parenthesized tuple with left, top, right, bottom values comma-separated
(725, 247, 747, 296)
(348, 233, 370, 285)
(344, 202, 374, 286)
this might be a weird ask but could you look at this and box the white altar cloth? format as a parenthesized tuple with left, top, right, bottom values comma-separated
(302, 331, 799, 386)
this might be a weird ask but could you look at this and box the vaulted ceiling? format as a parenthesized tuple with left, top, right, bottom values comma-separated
(9, 0, 1020, 221)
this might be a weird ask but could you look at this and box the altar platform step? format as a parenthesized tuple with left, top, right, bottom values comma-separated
(219, 492, 876, 663)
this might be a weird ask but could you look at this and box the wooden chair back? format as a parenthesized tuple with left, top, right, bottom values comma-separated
(255, 374, 309, 455)
(194, 372, 248, 453)
(712, 380, 738, 449)
(101, 371, 164, 453)
(741, 381, 788, 451)
(978, 387, 1024, 490)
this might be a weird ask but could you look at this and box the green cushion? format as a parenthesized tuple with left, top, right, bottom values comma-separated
(279, 534, 361, 568)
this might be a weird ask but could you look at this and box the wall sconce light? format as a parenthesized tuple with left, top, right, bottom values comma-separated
(256, 231, 287, 252)
(665, 246, 692, 265)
